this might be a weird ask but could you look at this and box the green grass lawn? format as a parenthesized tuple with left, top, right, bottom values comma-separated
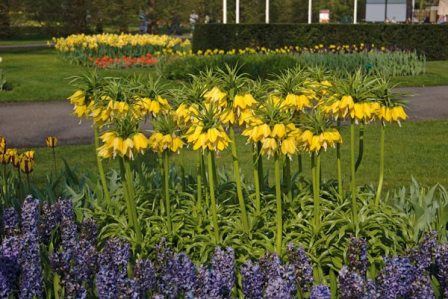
(24, 120, 447, 191)
(0, 39, 51, 46)
(1, 49, 447, 102)
(0, 49, 156, 102)
(392, 60, 448, 87)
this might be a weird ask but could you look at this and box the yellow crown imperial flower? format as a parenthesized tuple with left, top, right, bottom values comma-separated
(260, 138, 278, 158)
(204, 87, 227, 109)
(132, 133, 149, 153)
(378, 105, 407, 124)
(300, 129, 342, 153)
(233, 94, 257, 111)
(187, 126, 230, 152)
(68, 90, 85, 106)
(280, 137, 297, 157)
(46, 136, 58, 148)
(219, 109, 236, 125)
(271, 123, 286, 139)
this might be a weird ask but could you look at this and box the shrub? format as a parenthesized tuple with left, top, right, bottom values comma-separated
(193, 24, 448, 60)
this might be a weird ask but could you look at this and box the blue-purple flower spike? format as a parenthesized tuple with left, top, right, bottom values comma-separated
(436, 243, 448, 298)
(338, 265, 365, 299)
(377, 257, 415, 299)
(241, 260, 263, 299)
(134, 259, 156, 296)
(211, 247, 235, 297)
(310, 284, 331, 299)
(2, 207, 19, 236)
(286, 243, 314, 292)
(410, 231, 437, 271)
(347, 237, 368, 276)
(19, 196, 43, 299)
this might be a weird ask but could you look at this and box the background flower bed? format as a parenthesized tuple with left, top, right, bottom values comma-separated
(192, 24, 448, 61)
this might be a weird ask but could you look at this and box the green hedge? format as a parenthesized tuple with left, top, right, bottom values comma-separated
(192, 24, 448, 60)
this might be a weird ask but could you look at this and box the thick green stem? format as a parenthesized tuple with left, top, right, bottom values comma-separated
(375, 125, 385, 207)
(274, 153, 283, 255)
(121, 157, 142, 243)
(94, 125, 111, 208)
(336, 120, 342, 197)
(253, 146, 261, 214)
(196, 151, 203, 214)
(2, 164, 6, 199)
(257, 142, 264, 190)
(230, 127, 250, 233)
(284, 157, 292, 200)
(337, 142, 343, 198)
(52, 148, 57, 174)
(350, 120, 358, 228)
(201, 154, 209, 208)
(163, 151, 172, 234)
(312, 153, 321, 232)
(26, 173, 31, 194)
(355, 122, 365, 172)
(297, 153, 303, 174)
(207, 150, 220, 243)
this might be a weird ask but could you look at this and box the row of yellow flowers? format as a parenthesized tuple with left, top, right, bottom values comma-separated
(53, 33, 190, 52)
(54, 33, 394, 62)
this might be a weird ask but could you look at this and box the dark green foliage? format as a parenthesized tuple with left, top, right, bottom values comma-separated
(193, 24, 448, 60)
(162, 54, 300, 80)
(162, 51, 424, 80)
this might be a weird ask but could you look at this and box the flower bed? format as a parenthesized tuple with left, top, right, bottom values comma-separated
(89, 53, 158, 69)
(1, 65, 446, 297)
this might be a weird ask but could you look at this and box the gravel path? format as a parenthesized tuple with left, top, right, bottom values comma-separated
(0, 85, 447, 147)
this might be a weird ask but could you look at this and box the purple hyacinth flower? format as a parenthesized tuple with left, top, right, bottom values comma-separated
(96, 239, 131, 299)
(286, 243, 314, 292)
(39, 201, 61, 244)
(265, 276, 294, 299)
(19, 197, 43, 299)
(377, 257, 415, 299)
(195, 266, 221, 298)
(0, 255, 20, 298)
(409, 270, 435, 299)
(175, 253, 197, 298)
(134, 259, 156, 296)
(364, 279, 380, 299)
(211, 247, 235, 298)
(347, 237, 368, 276)
(155, 239, 179, 297)
(2, 208, 19, 236)
(79, 218, 98, 245)
(310, 284, 331, 299)
(410, 231, 437, 271)
(338, 265, 365, 299)
(436, 243, 448, 298)
(259, 252, 282, 286)
(241, 260, 263, 299)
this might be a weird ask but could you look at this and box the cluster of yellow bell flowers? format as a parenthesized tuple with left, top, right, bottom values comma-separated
(323, 95, 407, 124)
(67, 70, 408, 164)
(0, 137, 35, 174)
(148, 133, 184, 153)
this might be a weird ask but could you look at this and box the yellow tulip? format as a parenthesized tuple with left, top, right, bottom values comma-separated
(46, 136, 58, 148)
